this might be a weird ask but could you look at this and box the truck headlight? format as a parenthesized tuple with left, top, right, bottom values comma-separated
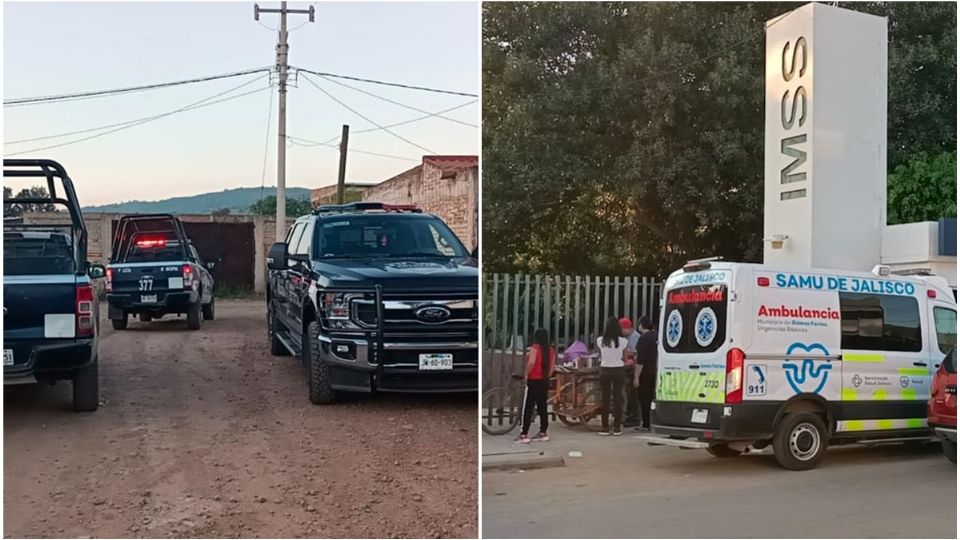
(320, 292, 365, 330)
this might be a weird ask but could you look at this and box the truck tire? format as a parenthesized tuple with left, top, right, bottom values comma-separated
(140, 313, 152, 323)
(72, 357, 99, 412)
(202, 297, 215, 321)
(186, 301, 202, 330)
(944, 440, 957, 464)
(306, 320, 337, 405)
(111, 314, 128, 330)
(267, 303, 289, 356)
(706, 444, 742, 458)
(772, 412, 827, 470)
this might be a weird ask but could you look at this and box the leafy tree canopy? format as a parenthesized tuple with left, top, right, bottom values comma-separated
(482, 2, 956, 277)
(248, 195, 313, 218)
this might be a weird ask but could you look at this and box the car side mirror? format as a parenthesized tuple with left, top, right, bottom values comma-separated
(267, 243, 288, 270)
(87, 263, 106, 279)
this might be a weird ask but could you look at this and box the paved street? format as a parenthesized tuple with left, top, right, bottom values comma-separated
(482, 425, 956, 539)
(5, 299, 477, 539)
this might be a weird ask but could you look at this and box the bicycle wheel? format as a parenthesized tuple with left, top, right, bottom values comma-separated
(553, 382, 582, 427)
(482, 386, 521, 435)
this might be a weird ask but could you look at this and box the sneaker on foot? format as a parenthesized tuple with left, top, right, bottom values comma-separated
(598, 430, 610, 436)
(531, 432, 550, 442)
(613, 430, 623, 436)
(515, 434, 531, 444)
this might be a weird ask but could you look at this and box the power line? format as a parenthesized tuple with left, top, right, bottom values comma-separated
(260, 81, 276, 199)
(286, 135, 418, 162)
(5, 78, 271, 157)
(295, 100, 478, 147)
(295, 66, 478, 98)
(316, 74, 478, 128)
(5, 74, 267, 145)
(300, 72, 437, 154)
(3, 67, 272, 107)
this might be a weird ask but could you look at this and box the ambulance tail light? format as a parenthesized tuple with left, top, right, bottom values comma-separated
(725, 347, 745, 404)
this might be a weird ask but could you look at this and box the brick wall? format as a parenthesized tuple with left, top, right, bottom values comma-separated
(361, 162, 478, 249)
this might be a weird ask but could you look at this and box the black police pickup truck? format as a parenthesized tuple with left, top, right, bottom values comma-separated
(3, 159, 105, 411)
(266, 202, 478, 404)
(106, 214, 216, 330)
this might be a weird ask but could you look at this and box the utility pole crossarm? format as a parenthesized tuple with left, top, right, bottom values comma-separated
(254, 1, 314, 242)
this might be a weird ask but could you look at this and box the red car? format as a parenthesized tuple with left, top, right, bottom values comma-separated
(928, 348, 956, 463)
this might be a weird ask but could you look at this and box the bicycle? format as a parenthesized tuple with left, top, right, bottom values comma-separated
(481, 365, 602, 435)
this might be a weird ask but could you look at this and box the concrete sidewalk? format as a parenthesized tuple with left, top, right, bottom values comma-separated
(482, 423, 646, 471)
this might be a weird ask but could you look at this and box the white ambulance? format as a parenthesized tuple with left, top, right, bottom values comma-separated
(643, 258, 957, 470)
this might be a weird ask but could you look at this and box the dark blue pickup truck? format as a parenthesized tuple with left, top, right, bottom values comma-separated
(3, 159, 105, 411)
(106, 214, 215, 330)
(266, 202, 478, 404)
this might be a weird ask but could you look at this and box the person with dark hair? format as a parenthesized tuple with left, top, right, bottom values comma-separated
(632, 315, 659, 431)
(596, 316, 630, 435)
(516, 328, 556, 444)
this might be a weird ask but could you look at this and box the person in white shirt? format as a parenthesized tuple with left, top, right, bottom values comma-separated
(596, 316, 630, 435)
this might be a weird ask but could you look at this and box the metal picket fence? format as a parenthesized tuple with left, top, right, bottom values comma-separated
(482, 273, 662, 395)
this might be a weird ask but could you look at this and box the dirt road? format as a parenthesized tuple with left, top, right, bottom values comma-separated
(4, 299, 477, 539)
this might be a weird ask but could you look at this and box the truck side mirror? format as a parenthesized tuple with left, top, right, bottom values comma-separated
(87, 263, 106, 279)
(267, 243, 288, 270)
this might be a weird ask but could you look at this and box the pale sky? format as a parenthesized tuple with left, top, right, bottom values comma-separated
(3, 1, 480, 206)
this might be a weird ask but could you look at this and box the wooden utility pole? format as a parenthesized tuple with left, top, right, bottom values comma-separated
(254, 2, 314, 240)
(336, 124, 350, 204)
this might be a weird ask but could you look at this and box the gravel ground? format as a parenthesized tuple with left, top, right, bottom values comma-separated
(4, 299, 477, 538)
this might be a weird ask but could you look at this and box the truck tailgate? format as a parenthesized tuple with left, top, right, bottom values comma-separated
(3, 276, 77, 340)
(110, 263, 186, 294)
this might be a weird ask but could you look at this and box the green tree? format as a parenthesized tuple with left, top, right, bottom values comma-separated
(4, 186, 57, 216)
(248, 195, 313, 217)
(482, 2, 957, 277)
(887, 150, 957, 225)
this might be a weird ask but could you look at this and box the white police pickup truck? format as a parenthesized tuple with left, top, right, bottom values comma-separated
(639, 258, 957, 470)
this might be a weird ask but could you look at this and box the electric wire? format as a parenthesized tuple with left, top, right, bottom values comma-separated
(300, 72, 437, 155)
(5, 74, 267, 145)
(285, 136, 418, 162)
(295, 67, 478, 98)
(4, 67, 272, 107)
(260, 81, 276, 199)
(5, 76, 272, 157)
(316, 74, 478, 128)
(289, 100, 478, 148)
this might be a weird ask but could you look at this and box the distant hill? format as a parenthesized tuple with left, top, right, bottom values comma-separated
(82, 187, 313, 215)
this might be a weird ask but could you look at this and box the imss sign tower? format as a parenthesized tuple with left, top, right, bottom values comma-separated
(764, 3, 887, 271)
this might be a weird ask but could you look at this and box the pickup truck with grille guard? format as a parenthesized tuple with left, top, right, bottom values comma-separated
(265, 202, 478, 404)
(3, 159, 105, 411)
(106, 214, 215, 330)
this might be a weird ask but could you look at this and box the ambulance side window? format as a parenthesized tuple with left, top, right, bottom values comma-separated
(933, 307, 957, 354)
(839, 293, 921, 352)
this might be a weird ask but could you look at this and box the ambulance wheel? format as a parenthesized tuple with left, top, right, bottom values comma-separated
(706, 444, 741, 458)
(944, 440, 957, 464)
(773, 412, 827, 470)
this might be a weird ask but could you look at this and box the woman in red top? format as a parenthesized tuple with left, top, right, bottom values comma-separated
(517, 328, 556, 443)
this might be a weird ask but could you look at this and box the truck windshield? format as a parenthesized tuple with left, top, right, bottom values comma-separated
(661, 284, 728, 353)
(314, 216, 467, 259)
(4, 231, 76, 275)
